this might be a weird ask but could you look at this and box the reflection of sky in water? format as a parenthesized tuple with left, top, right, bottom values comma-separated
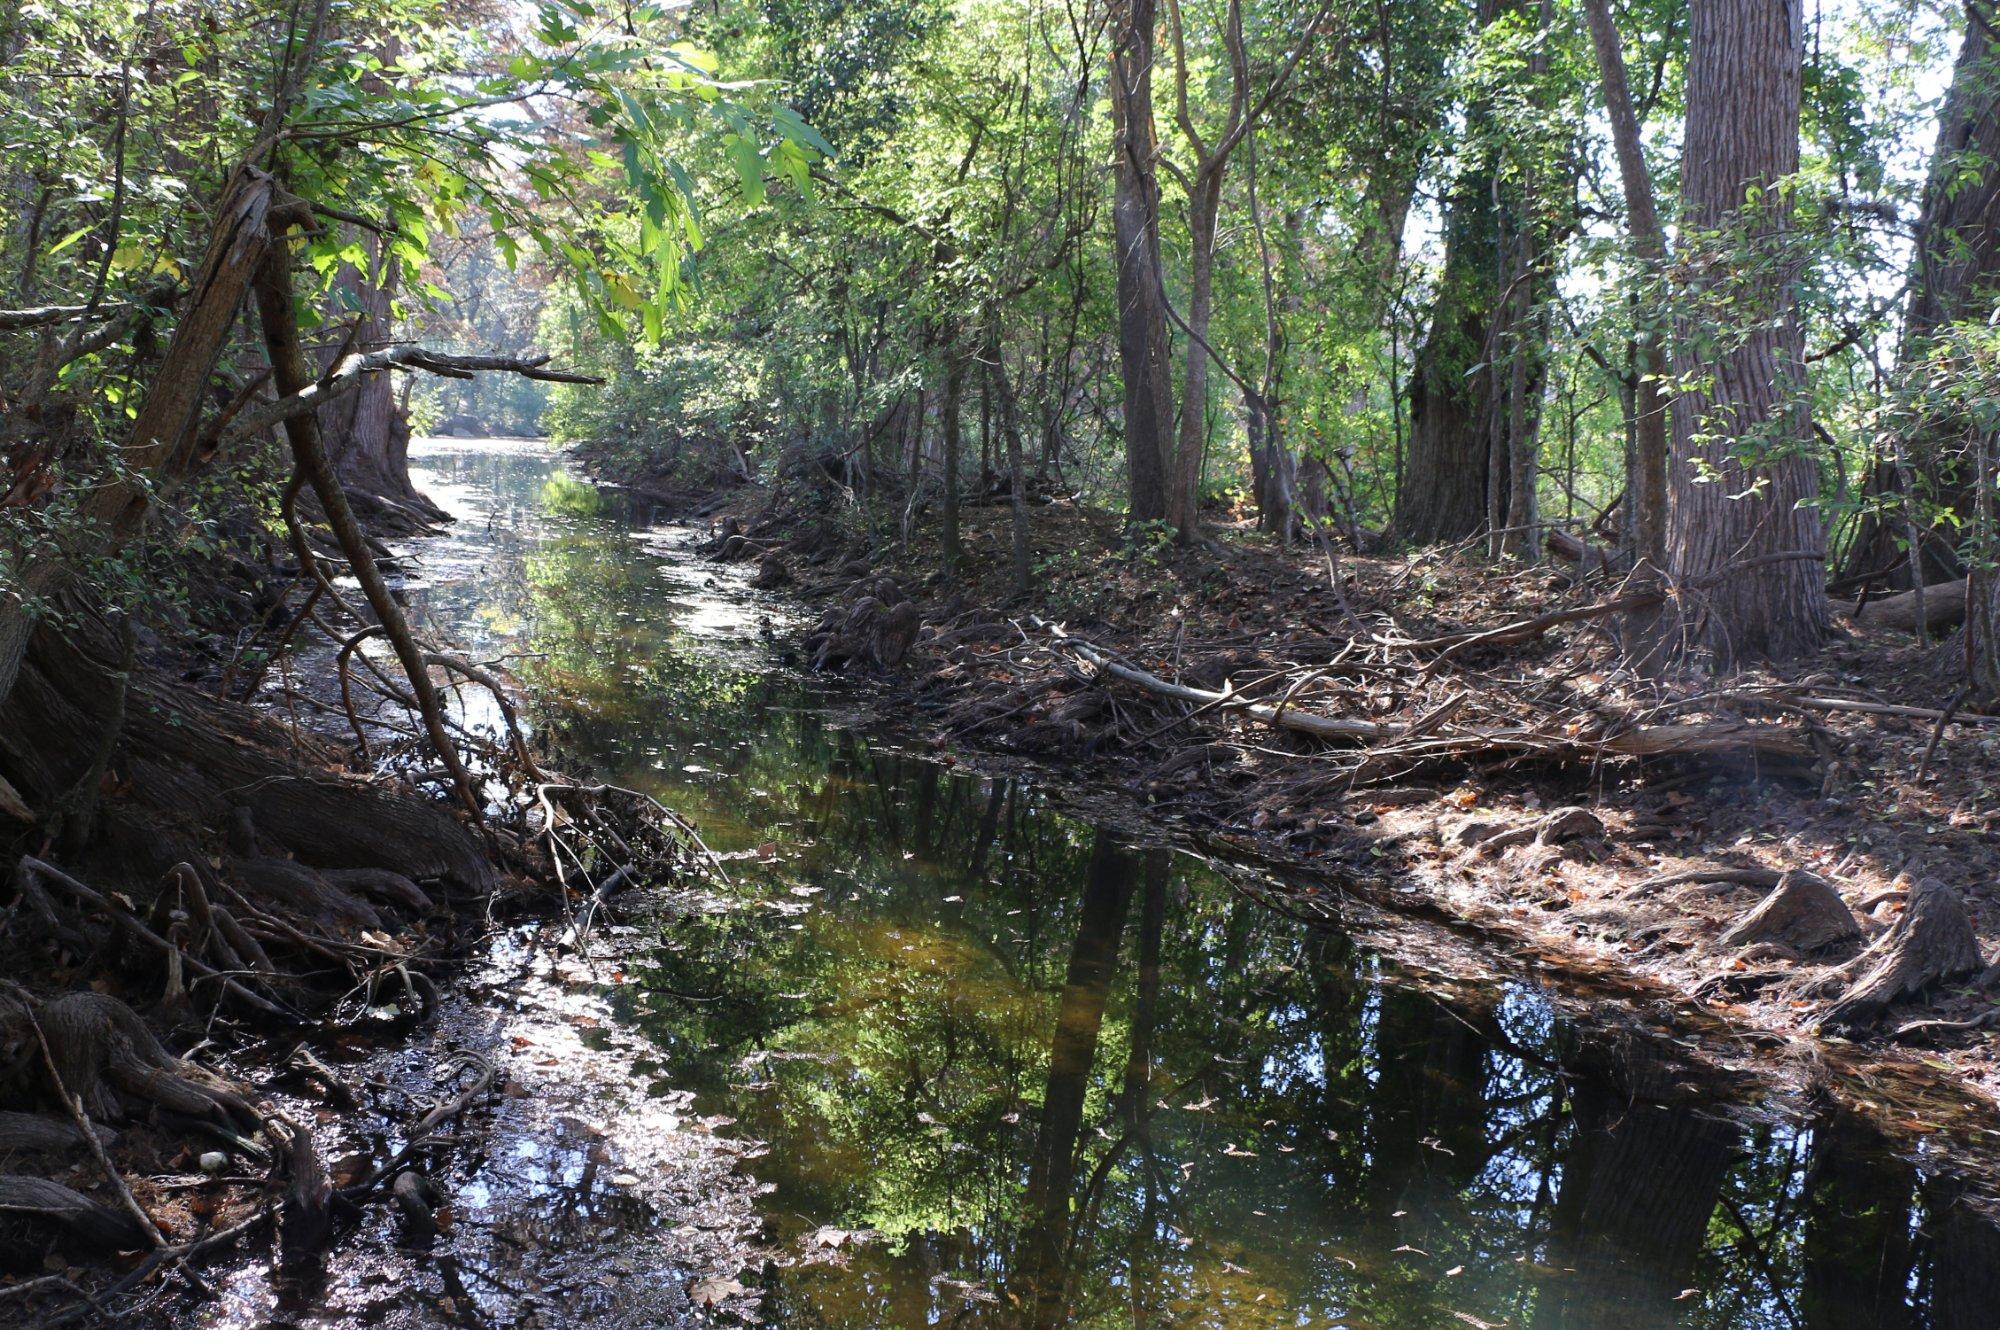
(203, 438, 1998, 1330)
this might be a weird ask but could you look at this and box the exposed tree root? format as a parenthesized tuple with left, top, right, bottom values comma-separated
(1818, 879, 1983, 1034)
(1058, 634, 1814, 772)
(1718, 871, 1862, 955)
(0, 1174, 149, 1266)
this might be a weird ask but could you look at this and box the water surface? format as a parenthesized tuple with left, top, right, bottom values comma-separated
(378, 438, 1998, 1330)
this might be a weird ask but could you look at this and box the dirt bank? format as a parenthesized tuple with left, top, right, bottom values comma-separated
(678, 476, 2000, 1125)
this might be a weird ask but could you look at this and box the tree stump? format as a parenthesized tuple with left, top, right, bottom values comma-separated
(1819, 878, 1982, 1034)
(1718, 870, 1861, 955)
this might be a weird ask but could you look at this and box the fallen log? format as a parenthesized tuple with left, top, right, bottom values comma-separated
(1063, 640, 1812, 766)
(1848, 578, 1969, 635)
(1544, 528, 1618, 574)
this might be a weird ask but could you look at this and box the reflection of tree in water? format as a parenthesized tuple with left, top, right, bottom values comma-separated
(1536, 1081, 1733, 1327)
(1016, 832, 1136, 1328)
(1802, 1115, 1915, 1330)
(418, 446, 2000, 1330)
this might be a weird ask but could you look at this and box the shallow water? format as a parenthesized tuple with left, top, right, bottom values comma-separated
(213, 439, 2000, 1329)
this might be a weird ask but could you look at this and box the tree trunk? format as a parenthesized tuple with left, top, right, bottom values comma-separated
(316, 248, 443, 531)
(1840, 9, 2000, 588)
(252, 241, 482, 816)
(1167, 178, 1223, 539)
(1666, 0, 1827, 664)
(1392, 0, 1530, 548)
(939, 337, 964, 578)
(986, 327, 1033, 596)
(0, 168, 277, 713)
(1582, 0, 1670, 581)
(1108, 0, 1174, 527)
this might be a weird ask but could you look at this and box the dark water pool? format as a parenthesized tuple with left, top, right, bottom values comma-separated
(353, 438, 1998, 1330)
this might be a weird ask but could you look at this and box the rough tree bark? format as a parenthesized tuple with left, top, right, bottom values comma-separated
(1107, 0, 1174, 526)
(1392, 0, 1537, 548)
(1666, 0, 1827, 664)
(318, 248, 447, 531)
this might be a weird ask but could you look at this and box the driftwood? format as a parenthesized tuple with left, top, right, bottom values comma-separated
(1064, 640, 1812, 766)
(1476, 806, 1606, 858)
(1717, 870, 1861, 954)
(1819, 878, 1982, 1033)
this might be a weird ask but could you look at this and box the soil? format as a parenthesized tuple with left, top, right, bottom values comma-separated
(654, 470, 2000, 1117)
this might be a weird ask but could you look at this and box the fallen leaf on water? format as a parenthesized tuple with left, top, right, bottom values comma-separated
(1451, 1313, 1505, 1329)
(689, 1277, 748, 1307)
(1446, 1265, 1465, 1277)
(1222, 1143, 1257, 1157)
(1393, 1244, 1429, 1256)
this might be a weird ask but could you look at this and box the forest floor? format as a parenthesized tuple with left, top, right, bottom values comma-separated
(631, 467, 2000, 1124)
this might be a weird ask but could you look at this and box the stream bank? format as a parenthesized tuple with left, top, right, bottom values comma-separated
(163, 437, 1995, 1330)
(644, 466, 2000, 1165)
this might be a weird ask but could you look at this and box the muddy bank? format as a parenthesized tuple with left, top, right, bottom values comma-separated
(681, 477, 2000, 1132)
(0, 447, 734, 1322)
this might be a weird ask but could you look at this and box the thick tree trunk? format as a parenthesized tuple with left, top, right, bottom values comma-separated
(317, 251, 442, 531)
(1392, 0, 1533, 548)
(1666, 0, 1827, 664)
(1108, 0, 1174, 527)
(0, 168, 277, 714)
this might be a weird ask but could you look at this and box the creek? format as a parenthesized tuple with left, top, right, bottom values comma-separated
(185, 437, 1996, 1330)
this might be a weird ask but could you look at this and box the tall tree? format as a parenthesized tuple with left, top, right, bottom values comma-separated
(1391, 0, 1542, 548)
(1666, 0, 1827, 663)
(1107, 0, 1175, 526)
(1840, 1, 2000, 589)
(1158, 0, 1324, 542)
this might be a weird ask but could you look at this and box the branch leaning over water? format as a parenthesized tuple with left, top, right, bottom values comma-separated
(222, 346, 602, 448)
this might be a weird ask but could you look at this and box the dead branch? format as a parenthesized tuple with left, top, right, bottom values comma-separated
(221, 345, 603, 447)
(1060, 637, 1812, 767)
